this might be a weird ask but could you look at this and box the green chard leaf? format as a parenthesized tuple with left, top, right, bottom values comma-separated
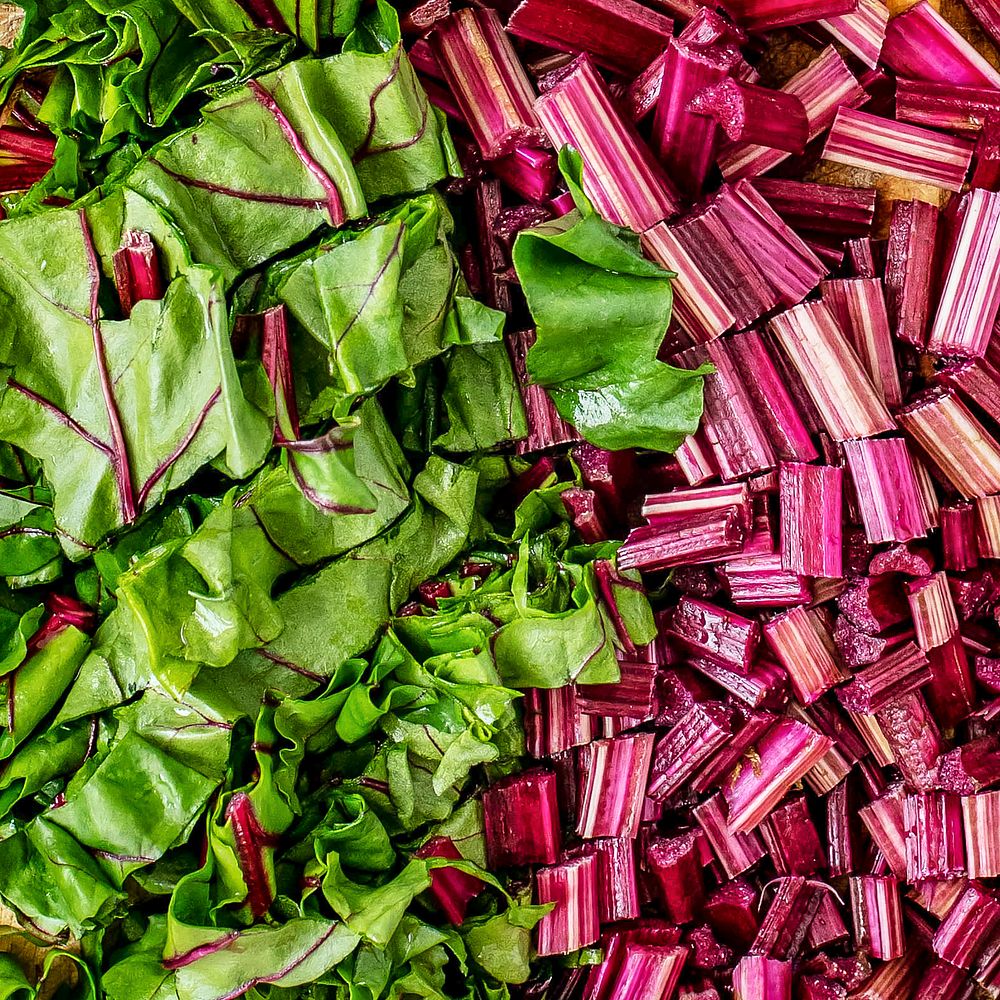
(128, 44, 450, 286)
(0, 207, 270, 554)
(512, 148, 708, 453)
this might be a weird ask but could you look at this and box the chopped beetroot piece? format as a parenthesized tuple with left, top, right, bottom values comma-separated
(850, 875, 905, 960)
(523, 687, 593, 758)
(875, 691, 944, 792)
(584, 924, 684, 1000)
(851, 956, 927, 1000)
(770, 300, 895, 443)
(751, 876, 823, 960)
(834, 616, 889, 669)
(414, 836, 483, 924)
(620, 511, 747, 573)
(925, 636, 976, 731)
(623, 50, 668, 122)
(907, 573, 959, 651)
(508, 332, 579, 454)
(760, 796, 826, 876)
(489, 146, 558, 204)
(822, 279, 902, 409)
(895, 77, 1000, 133)
(647, 831, 705, 924)
(904, 792, 966, 881)
(884, 200, 941, 348)
(578, 660, 657, 719)
(977, 495, 1000, 559)
(778, 463, 843, 579)
(666, 596, 759, 674)
(703, 878, 760, 950)
(932, 882, 1000, 970)
(688, 78, 808, 153)
(976, 655, 1000, 693)
(914, 961, 975, 1000)
(689, 654, 789, 711)
(675, 340, 779, 480)
(648, 703, 736, 802)
(534, 55, 680, 232)
(819, 0, 888, 68)
(897, 388, 1000, 500)
(837, 642, 931, 714)
(949, 570, 1000, 622)
(651, 23, 740, 198)
(823, 107, 974, 193)
(536, 854, 600, 955)
(484, 769, 561, 867)
(684, 924, 733, 971)
(561, 489, 609, 543)
(591, 837, 641, 923)
(577, 733, 655, 839)
(928, 190, 1000, 358)
(859, 783, 909, 879)
(733, 954, 792, 1000)
(826, 779, 857, 877)
(882, 1, 1000, 88)
(605, 944, 689, 1000)
(693, 794, 767, 879)
(869, 544, 935, 577)
(806, 892, 850, 952)
(726, 330, 819, 464)
(724, 0, 855, 32)
(724, 718, 834, 834)
(430, 8, 545, 160)
(507, 0, 675, 77)
(939, 737, 1000, 796)
(962, 791, 1000, 879)
(838, 575, 910, 635)
(691, 711, 778, 794)
(764, 607, 847, 705)
(843, 438, 934, 545)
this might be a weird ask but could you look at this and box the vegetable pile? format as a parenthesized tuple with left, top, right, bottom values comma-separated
(5, 0, 1000, 999)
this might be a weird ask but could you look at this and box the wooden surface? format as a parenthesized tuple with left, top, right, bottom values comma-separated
(0, 4, 23, 48)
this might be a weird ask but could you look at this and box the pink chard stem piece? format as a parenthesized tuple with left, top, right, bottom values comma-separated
(112, 231, 164, 317)
(535, 54, 681, 231)
(430, 8, 546, 161)
(822, 107, 974, 193)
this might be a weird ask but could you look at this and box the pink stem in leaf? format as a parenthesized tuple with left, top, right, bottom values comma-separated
(242, 0, 288, 31)
(413, 837, 483, 925)
(81, 212, 137, 525)
(0, 161, 51, 194)
(0, 126, 56, 162)
(162, 931, 242, 971)
(226, 791, 279, 918)
(136, 387, 221, 510)
(6, 378, 112, 457)
(247, 80, 344, 227)
(260, 305, 300, 443)
(112, 231, 164, 317)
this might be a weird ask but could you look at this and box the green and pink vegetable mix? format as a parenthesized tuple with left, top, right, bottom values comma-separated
(9, 1, 1000, 999)
(0, 3, 688, 998)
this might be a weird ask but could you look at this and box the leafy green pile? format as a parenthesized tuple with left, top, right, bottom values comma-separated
(0, 3, 696, 998)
